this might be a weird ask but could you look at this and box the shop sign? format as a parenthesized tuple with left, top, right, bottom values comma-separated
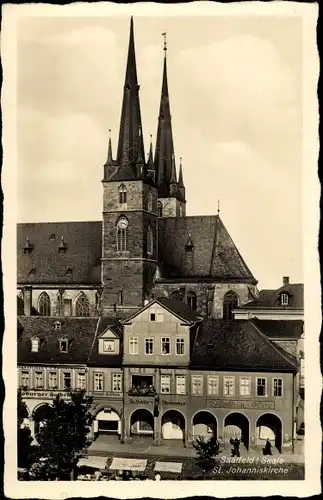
(206, 399, 275, 410)
(21, 391, 70, 399)
(128, 398, 153, 405)
(162, 400, 186, 406)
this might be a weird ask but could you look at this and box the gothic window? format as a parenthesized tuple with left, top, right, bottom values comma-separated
(223, 291, 239, 320)
(147, 225, 153, 256)
(75, 293, 90, 317)
(157, 201, 163, 218)
(147, 190, 153, 212)
(187, 291, 197, 310)
(119, 184, 127, 204)
(117, 217, 128, 251)
(39, 292, 51, 316)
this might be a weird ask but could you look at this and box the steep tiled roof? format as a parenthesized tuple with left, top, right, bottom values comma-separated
(17, 317, 99, 364)
(239, 284, 304, 310)
(17, 221, 102, 285)
(157, 215, 257, 283)
(252, 319, 304, 339)
(191, 319, 298, 371)
(156, 297, 202, 323)
(87, 317, 123, 366)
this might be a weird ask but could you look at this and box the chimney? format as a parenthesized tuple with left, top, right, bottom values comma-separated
(283, 276, 289, 285)
(23, 286, 32, 316)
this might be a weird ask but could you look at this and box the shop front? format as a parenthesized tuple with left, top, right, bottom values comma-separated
(91, 397, 124, 441)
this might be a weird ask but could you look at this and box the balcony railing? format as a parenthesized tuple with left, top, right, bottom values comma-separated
(128, 385, 156, 396)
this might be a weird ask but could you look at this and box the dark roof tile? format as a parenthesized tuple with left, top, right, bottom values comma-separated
(239, 284, 304, 310)
(252, 319, 304, 339)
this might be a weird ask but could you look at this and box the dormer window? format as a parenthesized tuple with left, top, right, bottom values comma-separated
(59, 337, 69, 353)
(103, 340, 115, 353)
(31, 337, 40, 352)
(65, 268, 73, 276)
(23, 237, 34, 254)
(54, 321, 62, 331)
(59, 236, 67, 253)
(281, 293, 289, 306)
(28, 268, 36, 276)
(119, 184, 127, 204)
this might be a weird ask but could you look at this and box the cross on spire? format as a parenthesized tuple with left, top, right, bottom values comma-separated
(217, 199, 220, 215)
(162, 32, 167, 52)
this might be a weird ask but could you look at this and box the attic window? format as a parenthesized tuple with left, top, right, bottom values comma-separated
(59, 337, 69, 353)
(281, 293, 289, 306)
(23, 237, 34, 254)
(28, 268, 36, 276)
(31, 337, 40, 352)
(54, 321, 62, 331)
(65, 268, 72, 276)
(59, 237, 67, 253)
(49, 233, 56, 240)
(150, 311, 156, 322)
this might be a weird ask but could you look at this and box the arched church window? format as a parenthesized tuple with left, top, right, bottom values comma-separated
(148, 190, 153, 212)
(157, 201, 163, 218)
(223, 291, 239, 320)
(187, 291, 197, 310)
(147, 225, 153, 256)
(75, 293, 90, 317)
(38, 292, 51, 316)
(119, 184, 127, 204)
(117, 217, 128, 251)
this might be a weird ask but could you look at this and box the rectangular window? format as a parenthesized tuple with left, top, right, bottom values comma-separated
(240, 377, 251, 396)
(31, 338, 39, 352)
(161, 375, 171, 393)
(223, 376, 235, 396)
(281, 294, 289, 305)
(161, 337, 170, 355)
(129, 336, 139, 355)
(94, 373, 104, 391)
(103, 340, 115, 353)
(60, 339, 68, 353)
(273, 378, 283, 397)
(63, 299, 72, 316)
(63, 372, 71, 389)
(176, 338, 185, 355)
(150, 311, 156, 322)
(157, 311, 164, 322)
(21, 371, 29, 388)
(176, 375, 186, 395)
(48, 371, 58, 389)
(207, 375, 219, 395)
(77, 372, 86, 390)
(35, 371, 44, 388)
(145, 338, 154, 355)
(112, 373, 122, 392)
(256, 377, 267, 396)
(191, 375, 203, 395)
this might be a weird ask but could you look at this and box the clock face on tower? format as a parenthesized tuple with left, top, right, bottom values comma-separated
(118, 218, 128, 229)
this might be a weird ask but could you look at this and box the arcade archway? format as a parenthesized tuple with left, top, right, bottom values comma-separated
(32, 404, 52, 437)
(192, 411, 217, 439)
(130, 409, 154, 440)
(224, 412, 249, 450)
(256, 413, 282, 452)
(93, 408, 121, 437)
(162, 410, 185, 441)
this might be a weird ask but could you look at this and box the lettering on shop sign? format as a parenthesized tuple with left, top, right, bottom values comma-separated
(129, 398, 153, 405)
(162, 400, 185, 406)
(21, 391, 71, 399)
(206, 400, 275, 410)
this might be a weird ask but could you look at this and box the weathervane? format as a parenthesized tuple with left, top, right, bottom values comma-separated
(217, 199, 220, 216)
(162, 32, 167, 52)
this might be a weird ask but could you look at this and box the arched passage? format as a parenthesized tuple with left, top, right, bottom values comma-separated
(93, 408, 121, 437)
(192, 411, 217, 439)
(224, 412, 249, 450)
(32, 404, 52, 437)
(256, 413, 282, 452)
(162, 410, 185, 441)
(130, 409, 154, 440)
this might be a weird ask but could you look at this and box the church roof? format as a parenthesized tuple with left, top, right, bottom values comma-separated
(239, 283, 304, 310)
(252, 319, 304, 339)
(158, 215, 257, 282)
(191, 319, 298, 371)
(17, 317, 99, 364)
(17, 221, 102, 285)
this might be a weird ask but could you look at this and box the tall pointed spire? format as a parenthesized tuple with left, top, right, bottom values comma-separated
(177, 157, 186, 202)
(147, 134, 155, 180)
(106, 129, 113, 166)
(154, 32, 176, 197)
(108, 17, 145, 180)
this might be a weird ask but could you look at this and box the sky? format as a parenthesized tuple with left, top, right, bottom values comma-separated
(17, 14, 304, 290)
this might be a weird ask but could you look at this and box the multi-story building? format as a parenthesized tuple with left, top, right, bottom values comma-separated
(17, 18, 301, 454)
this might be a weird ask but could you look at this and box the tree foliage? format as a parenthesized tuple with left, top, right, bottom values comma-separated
(17, 389, 33, 469)
(193, 435, 220, 471)
(35, 390, 93, 479)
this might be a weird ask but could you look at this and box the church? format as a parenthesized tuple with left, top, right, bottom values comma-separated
(17, 17, 259, 319)
(17, 18, 301, 453)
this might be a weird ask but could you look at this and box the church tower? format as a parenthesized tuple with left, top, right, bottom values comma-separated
(101, 18, 158, 316)
(154, 34, 186, 218)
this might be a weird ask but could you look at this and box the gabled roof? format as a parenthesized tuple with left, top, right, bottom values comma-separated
(252, 319, 304, 339)
(17, 317, 99, 364)
(87, 317, 123, 367)
(122, 297, 201, 324)
(239, 284, 304, 310)
(17, 221, 102, 285)
(157, 215, 257, 283)
(191, 319, 298, 371)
